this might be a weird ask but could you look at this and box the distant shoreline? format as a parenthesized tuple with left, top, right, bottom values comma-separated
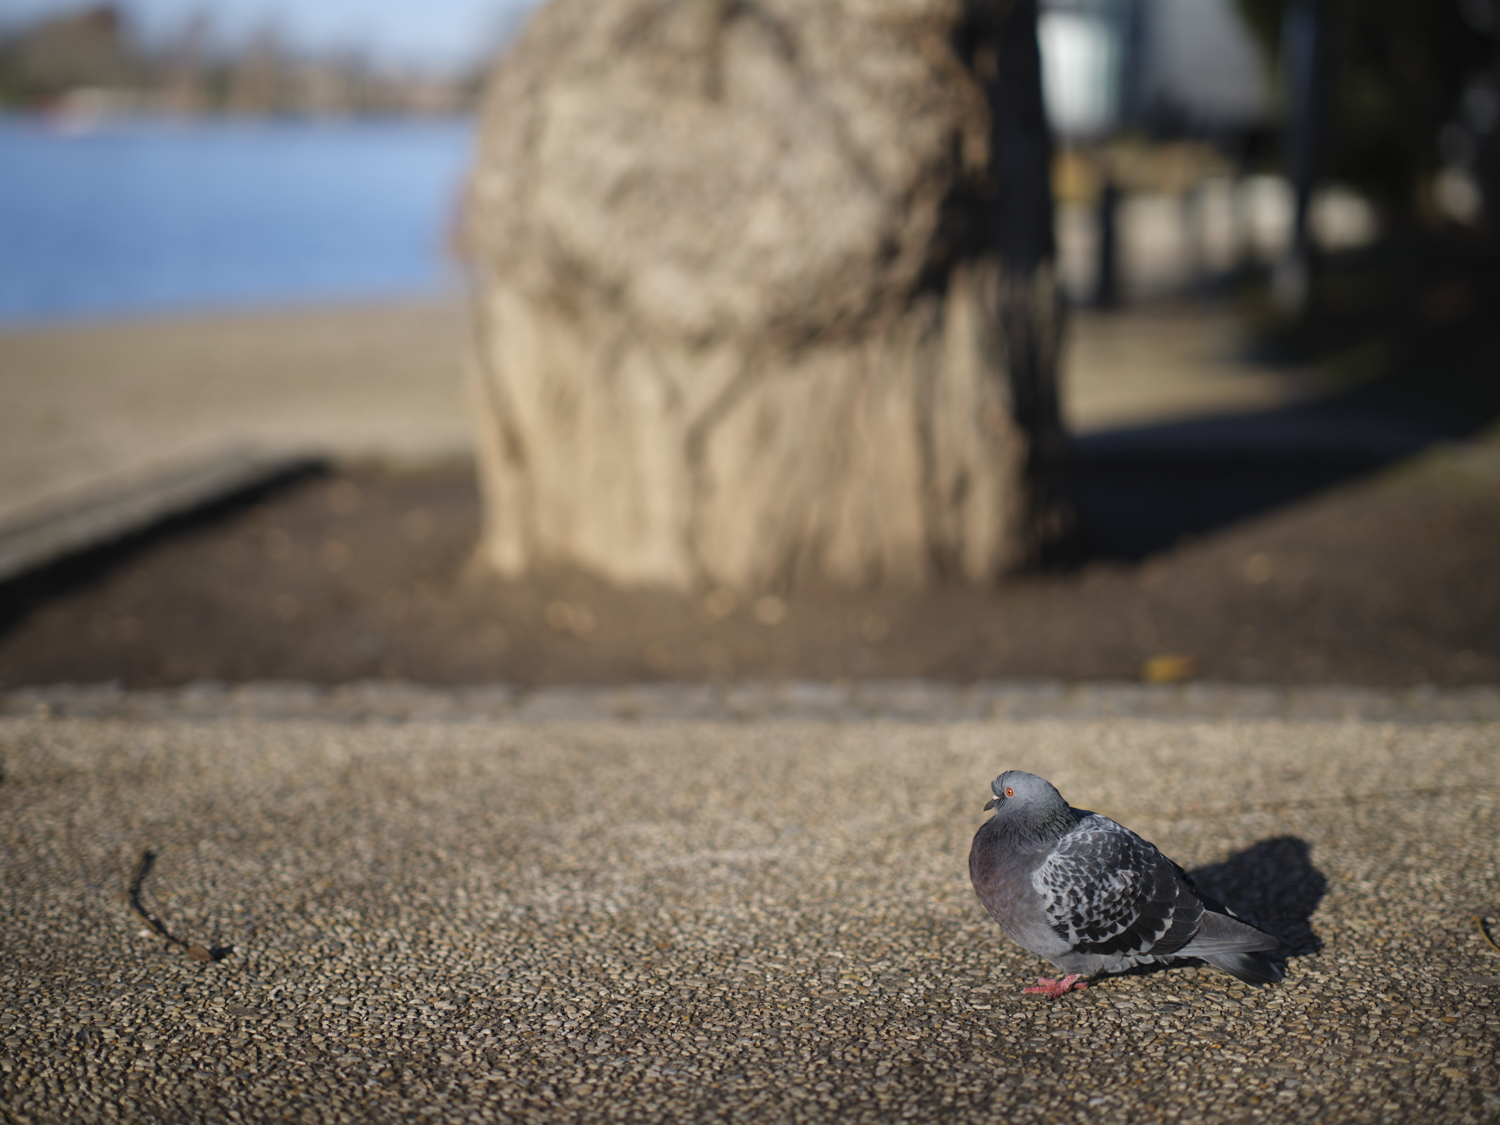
(0, 107, 477, 129)
(0, 291, 468, 335)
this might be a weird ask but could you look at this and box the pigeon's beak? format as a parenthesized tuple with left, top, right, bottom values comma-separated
(983, 797, 997, 811)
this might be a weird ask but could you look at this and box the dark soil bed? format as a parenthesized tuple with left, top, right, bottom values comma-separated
(3, 431, 1497, 689)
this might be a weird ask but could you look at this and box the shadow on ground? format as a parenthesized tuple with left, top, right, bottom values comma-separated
(1189, 836, 1328, 959)
(1071, 372, 1500, 560)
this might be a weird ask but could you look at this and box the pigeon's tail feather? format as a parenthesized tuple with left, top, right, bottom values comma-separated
(1185, 909, 1284, 985)
(1201, 950, 1285, 986)
(1182, 908, 1280, 956)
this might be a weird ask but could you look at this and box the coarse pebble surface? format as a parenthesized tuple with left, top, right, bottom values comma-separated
(1, 685, 1498, 1125)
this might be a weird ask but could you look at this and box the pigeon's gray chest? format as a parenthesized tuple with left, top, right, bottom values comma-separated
(969, 821, 1074, 959)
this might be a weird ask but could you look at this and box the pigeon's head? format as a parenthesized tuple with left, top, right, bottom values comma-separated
(983, 770, 1059, 810)
(982, 771, 1074, 837)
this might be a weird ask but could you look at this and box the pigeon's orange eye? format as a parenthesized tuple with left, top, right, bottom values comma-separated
(1005, 787, 1014, 797)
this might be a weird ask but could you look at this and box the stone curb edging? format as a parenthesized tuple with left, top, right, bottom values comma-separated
(0, 448, 320, 584)
(4, 679, 1497, 724)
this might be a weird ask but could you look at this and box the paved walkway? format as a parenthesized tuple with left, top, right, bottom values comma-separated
(0, 301, 473, 578)
(3, 684, 1497, 1123)
(0, 301, 473, 524)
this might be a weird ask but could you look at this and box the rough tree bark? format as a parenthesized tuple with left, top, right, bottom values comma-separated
(465, 0, 1068, 592)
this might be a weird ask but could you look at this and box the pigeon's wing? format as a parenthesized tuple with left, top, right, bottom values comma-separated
(1032, 815, 1202, 959)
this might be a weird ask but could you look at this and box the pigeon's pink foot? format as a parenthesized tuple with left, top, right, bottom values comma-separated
(1021, 974, 1088, 998)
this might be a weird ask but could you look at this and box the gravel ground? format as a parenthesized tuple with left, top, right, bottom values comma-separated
(2, 686, 1498, 1123)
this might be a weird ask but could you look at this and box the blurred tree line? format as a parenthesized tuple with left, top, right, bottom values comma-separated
(1237, 0, 1500, 228)
(0, 3, 482, 116)
(1236, 0, 1500, 427)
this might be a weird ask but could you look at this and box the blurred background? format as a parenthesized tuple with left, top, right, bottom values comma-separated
(0, 0, 529, 321)
(0, 0, 1405, 319)
(3, 0, 1489, 318)
(1, 0, 1497, 690)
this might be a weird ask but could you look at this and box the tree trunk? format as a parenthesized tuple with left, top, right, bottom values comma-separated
(466, 0, 1067, 592)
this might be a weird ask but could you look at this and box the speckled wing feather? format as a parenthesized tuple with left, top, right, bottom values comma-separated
(1033, 815, 1202, 961)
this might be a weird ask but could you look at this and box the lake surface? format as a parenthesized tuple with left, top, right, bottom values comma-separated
(0, 116, 475, 325)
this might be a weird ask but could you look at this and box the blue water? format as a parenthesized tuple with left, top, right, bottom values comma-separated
(0, 115, 476, 325)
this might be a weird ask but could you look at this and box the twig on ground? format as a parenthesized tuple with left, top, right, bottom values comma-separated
(129, 847, 233, 963)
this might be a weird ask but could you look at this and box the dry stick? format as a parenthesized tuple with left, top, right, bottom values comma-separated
(129, 848, 233, 963)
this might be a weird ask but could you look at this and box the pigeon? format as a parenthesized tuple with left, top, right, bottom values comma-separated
(968, 770, 1283, 998)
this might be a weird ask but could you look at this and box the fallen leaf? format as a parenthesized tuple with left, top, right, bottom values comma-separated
(1142, 654, 1197, 683)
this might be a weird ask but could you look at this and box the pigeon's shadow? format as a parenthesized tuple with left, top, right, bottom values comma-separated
(1187, 835, 1326, 959)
